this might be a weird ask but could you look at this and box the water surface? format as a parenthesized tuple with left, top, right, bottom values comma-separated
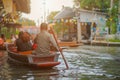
(0, 45, 120, 80)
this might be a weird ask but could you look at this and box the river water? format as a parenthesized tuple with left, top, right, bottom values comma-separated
(0, 45, 120, 80)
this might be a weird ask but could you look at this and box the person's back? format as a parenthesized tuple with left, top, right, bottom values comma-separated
(16, 31, 32, 51)
(16, 39, 32, 51)
(33, 23, 58, 55)
(34, 31, 51, 54)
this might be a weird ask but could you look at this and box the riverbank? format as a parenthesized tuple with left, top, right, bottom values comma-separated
(81, 40, 120, 47)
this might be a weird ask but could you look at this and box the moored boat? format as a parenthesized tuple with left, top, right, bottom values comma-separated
(58, 41, 82, 47)
(6, 44, 60, 68)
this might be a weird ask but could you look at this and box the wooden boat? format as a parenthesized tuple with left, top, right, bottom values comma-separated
(0, 51, 5, 66)
(58, 41, 82, 47)
(6, 44, 60, 68)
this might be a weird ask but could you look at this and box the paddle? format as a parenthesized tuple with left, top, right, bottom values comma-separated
(49, 27, 69, 69)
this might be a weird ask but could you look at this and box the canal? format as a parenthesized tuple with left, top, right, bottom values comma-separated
(0, 45, 120, 80)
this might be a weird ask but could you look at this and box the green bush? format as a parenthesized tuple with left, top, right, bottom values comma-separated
(109, 39, 120, 42)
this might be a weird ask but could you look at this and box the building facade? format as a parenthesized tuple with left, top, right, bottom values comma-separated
(77, 10, 107, 41)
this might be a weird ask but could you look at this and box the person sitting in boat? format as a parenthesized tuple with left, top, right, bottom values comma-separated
(0, 34, 6, 49)
(10, 34, 16, 44)
(0, 38, 4, 48)
(15, 31, 32, 52)
(32, 23, 59, 55)
(1, 34, 6, 42)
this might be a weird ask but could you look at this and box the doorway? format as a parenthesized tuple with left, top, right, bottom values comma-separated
(81, 22, 91, 40)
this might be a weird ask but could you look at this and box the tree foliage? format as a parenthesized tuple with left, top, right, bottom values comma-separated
(47, 11, 69, 37)
(47, 11, 59, 21)
(74, 0, 111, 11)
(17, 18, 36, 26)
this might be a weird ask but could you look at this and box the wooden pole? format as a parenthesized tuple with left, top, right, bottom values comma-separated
(50, 27, 69, 69)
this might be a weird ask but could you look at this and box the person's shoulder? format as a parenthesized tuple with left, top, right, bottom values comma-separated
(45, 31, 51, 36)
(36, 33, 41, 36)
(16, 38, 22, 42)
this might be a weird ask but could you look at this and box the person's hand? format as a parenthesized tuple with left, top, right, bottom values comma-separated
(48, 29, 52, 34)
(59, 48, 63, 52)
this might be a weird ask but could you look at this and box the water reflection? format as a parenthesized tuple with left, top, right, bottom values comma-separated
(0, 45, 120, 80)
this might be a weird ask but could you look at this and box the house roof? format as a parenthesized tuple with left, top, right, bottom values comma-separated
(79, 9, 107, 15)
(54, 7, 75, 19)
(13, 0, 30, 13)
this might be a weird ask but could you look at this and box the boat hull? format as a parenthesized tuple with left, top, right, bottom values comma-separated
(6, 44, 60, 68)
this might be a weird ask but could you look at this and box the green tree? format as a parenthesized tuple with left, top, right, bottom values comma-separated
(47, 11, 59, 22)
(47, 11, 68, 38)
(17, 18, 36, 26)
(74, 0, 110, 11)
(47, 11, 62, 34)
(106, 0, 118, 34)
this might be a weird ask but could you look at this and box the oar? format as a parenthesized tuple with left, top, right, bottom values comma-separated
(50, 27, 69, 69)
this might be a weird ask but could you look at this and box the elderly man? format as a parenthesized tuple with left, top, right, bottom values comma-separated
(33, 23, 59, 55)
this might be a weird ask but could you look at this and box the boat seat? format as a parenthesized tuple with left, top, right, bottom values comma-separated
(19, 50, 32, 55)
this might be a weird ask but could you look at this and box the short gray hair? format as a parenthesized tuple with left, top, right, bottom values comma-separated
(40, 23, 48, 31)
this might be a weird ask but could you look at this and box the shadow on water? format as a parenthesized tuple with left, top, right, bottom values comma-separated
(0, 61, 60, 80)
(0, 45, 120, 80)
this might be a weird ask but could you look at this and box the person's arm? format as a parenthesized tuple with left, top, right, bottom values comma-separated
(34, 34, 38, 44)
(49, 34, 59, 50)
